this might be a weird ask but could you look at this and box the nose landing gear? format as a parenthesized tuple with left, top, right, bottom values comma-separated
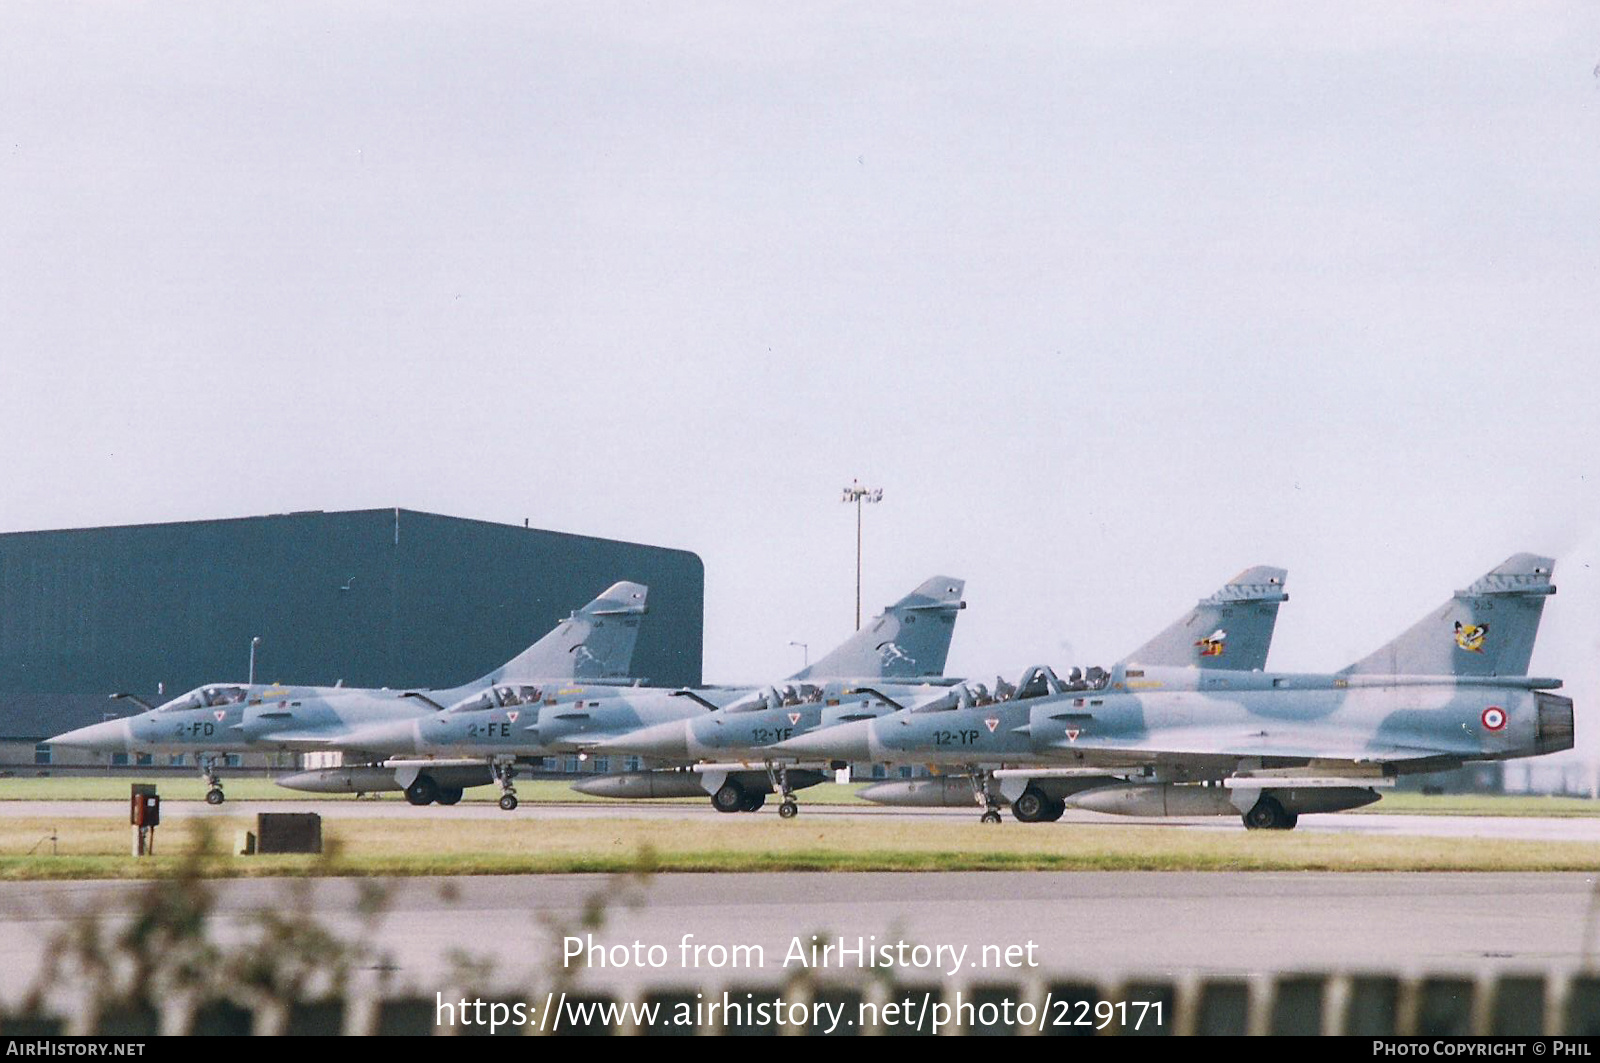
(199, 757, 225, 805)
(967, 768, 1003, 823)
(764, 762, 799, 819)
(492, 759, 519, 812)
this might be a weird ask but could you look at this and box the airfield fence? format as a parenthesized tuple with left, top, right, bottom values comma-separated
(7, 971, 1600, 1035)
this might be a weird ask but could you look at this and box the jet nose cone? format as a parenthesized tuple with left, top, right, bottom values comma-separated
(771, 719, 873, 763)
(49, 718, 131, 753)
(590, 719, 689, 758)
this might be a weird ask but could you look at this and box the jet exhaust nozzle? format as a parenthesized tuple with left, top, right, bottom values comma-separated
(1535, 692, 1576, 756)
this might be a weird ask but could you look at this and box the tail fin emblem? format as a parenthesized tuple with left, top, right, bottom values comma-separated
(1195, 629, 1227, 657)
(877, 642, 914, 667)
(1455, 621, 1489, 654)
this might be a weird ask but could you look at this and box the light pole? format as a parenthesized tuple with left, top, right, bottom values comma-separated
(248, 636, 262, 686)
(840, 480, 884, 630)
(788, 641, 809, 668)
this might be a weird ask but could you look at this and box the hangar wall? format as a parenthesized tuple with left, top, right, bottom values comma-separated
(0, 508, 704, 762)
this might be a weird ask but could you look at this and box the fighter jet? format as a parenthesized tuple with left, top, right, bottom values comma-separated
(773, 565, 1290, 821)
(777, 554, 1572, 830)
(48, 581, 649, 805)
(570, 576, 969, 817)
(299, 678, 748, 809)
(578, 566, 1286, 818)
(326, 576, 968, 813)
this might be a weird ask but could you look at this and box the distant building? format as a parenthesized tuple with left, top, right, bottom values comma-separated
(0, 508, 703, 770)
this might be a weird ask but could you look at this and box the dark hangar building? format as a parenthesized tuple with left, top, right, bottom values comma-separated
(0, 508, 704, 768)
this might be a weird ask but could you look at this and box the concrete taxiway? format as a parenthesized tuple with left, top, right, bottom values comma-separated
(2, 797, 1599, 842)
(2, 871, 1597, 1001)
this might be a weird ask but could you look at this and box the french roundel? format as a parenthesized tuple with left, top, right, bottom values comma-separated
(1481, 706, 1507, 732)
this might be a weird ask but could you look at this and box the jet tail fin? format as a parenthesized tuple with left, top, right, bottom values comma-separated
(1121, 565, 1289, 671)
(472, 581, 649, 686)
(1341, 553, 1555, 677)
(790, 576, 966, 682)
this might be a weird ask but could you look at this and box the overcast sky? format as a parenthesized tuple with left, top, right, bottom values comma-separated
(4, 3, 1598, 755)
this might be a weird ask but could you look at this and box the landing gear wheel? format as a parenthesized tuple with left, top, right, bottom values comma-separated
(762, 761, 796, 817)
(966, 767, 1005, 825)
(405, 776, 439, 806)
(1011, 788, 1049, 823)
(435, 787, 464, 806)
(199, 758, 223, 805)
(1243, 796, 1296, 831)
(740, 792, 766, 813)
(712, 782, 747, 813)
(487, 759, 519, 812)
(1043, 798, 1067, 822)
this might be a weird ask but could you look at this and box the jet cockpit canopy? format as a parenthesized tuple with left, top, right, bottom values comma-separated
(446, 684, 544, 713)
(155, 685, 248, 713)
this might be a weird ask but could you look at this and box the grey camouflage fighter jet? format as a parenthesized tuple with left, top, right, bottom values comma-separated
(320, 576, 968, 813)
(573, 576, 970, 816)
(775, 554, 1572, 829)
(774, 565, 1289, 820)
(49, 581, 649, 804)
(577, 568, 1281, 818)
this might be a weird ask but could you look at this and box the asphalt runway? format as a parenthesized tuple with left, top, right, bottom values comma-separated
(3, 797, 1600, 842)
(3, 871, 1598, 1002)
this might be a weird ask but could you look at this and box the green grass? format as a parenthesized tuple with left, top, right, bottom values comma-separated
(1351, 792, 1600, 817)
(1, 813, 1597, 880)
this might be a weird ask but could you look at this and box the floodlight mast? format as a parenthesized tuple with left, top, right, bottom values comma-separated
(840, 480, 884, 630)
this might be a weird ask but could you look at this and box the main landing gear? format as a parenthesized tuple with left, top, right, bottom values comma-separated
(712, 779, 766, 813)
(1242, 795, 1298, 831)
(200, 757, 225, 805)
(404, 774, 439, 806)
(710, 776, 782, 815)
(492, 759, 519, 812)
(403, 773, 466, 807)
(1010, 786, 1066, 824)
